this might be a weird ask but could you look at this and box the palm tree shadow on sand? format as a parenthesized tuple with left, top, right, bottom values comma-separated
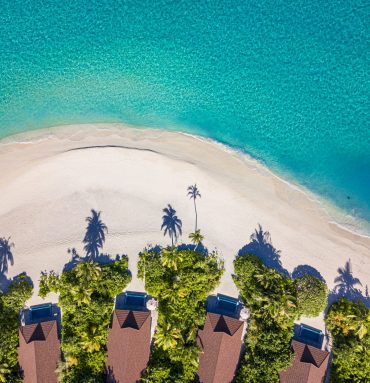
(327, 259, 370, 308)
(238, 224, 290, 276)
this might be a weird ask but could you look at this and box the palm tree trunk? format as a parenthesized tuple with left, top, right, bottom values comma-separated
(193, 199, 198, 231)
(171, 234, 174, 247)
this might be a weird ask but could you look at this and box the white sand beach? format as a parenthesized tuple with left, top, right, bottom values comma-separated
(0, 124, 369, 315)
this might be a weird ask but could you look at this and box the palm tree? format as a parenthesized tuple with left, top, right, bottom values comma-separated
(187, 184, 201, 231)
(70, 285, 93, 306)
(75, 261, 102, 283)
(161, 204, 182, 246)
(0, 363, 10, 383)
(189, 230, 204, 250)
(154, 323, 181, 351)
(334, 260, 362, 297)
(83, 210, 108, 259)
(79, 325, 104, 353)
(161, 248, 183, 271)
(0, 237, 14, 274)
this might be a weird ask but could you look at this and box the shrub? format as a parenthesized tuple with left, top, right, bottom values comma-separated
(295, 274, 328, 317)
(39, 257, 131, 382)
(234, 254, 299, 382)
(325, 298, 370, 382)
(138, 246, 224, 383)
(0, 275, 33, 383)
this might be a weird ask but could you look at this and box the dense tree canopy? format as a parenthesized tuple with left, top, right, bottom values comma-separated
(295, 274, 328, 317)
(233, 253, 328, 383)
(0, 275, 33, 383)
(325, 298, 370, 383)
(39, 257, 131, 382)
(138, 246, 224, 382)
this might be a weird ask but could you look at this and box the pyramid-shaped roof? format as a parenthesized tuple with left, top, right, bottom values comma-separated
(279, 340, 330, 383)
(115, 309, 150, 330)
(208, 312, 244, 336)
(197, 312, 244, 383)
(20, 321, 55, 344)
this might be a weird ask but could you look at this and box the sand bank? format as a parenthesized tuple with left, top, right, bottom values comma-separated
(0, 124, 369, 312)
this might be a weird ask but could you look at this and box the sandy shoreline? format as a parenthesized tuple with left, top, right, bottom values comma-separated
(0, 123, 369, 312)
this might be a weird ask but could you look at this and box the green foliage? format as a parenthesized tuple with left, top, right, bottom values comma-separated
(295, 274, 328, 317)
(325, 298, 370, 382)
(233, 254, 329, 382)
(0, 275, 33, 383)
(138, 246, 224, 383)
(233, 254, 296, 382)
(39, 257, 131, 382)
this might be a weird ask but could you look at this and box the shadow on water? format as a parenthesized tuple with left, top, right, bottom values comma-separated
(238, 224, 290, 276)
(327, 259, 370, 309)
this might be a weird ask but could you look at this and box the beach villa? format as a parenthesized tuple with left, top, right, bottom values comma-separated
(279, 340, 330, 383)
(196, 295, 247, 383)
(17, 304, 61, 383)
(15, 294, 333, 383)
(106, 292, 154, 383)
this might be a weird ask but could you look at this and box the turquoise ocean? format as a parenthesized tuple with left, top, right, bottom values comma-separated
(1, 1, 369, 230)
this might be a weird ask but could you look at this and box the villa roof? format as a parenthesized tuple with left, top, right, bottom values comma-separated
(279, 340, 330, 383)
(197, 312, 244, 383)
(106, 309, 151, 383)
(18, 320, 60, 383)
(115, 309, 150, 330)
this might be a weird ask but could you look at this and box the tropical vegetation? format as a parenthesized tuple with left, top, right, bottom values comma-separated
(39, 257, 131, 382)
(138, 245, 224, 382)
(295, 274, 328, 317)
(325, 298, 370, 382)
(38, 209, 130, 382)
(0, 275, 33, 383)
(233, 253, 328, 383)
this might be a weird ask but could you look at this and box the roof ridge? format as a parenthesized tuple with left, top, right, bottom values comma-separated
(207, 331, 225, 383)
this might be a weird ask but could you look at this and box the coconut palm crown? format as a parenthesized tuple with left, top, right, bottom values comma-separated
(189, 230, 204, 250)
(83, 209, 107, 259)
(161, 204, 182, 246)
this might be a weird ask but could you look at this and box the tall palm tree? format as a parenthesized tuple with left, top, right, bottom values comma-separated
(334, 260, 362, 297)
(83, 210, 108, 259)
(187, 184, 201, 231)
(189, 230, 204, 250)
(161, 204, 182, 246)
(0, 237, 14, 274)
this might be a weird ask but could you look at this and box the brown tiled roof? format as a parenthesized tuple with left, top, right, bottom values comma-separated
(18, 320, 60, 383)
(279, 340, 330, 383)
(115, 309, 150, 330)
(106, 310, 151, 383)
(208, 312, 243, 336)
(20, 321, 55, 343)
(197, 313, 244, 383)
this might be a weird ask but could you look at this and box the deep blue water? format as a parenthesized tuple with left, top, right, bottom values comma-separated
(1, 0, 369, 227)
